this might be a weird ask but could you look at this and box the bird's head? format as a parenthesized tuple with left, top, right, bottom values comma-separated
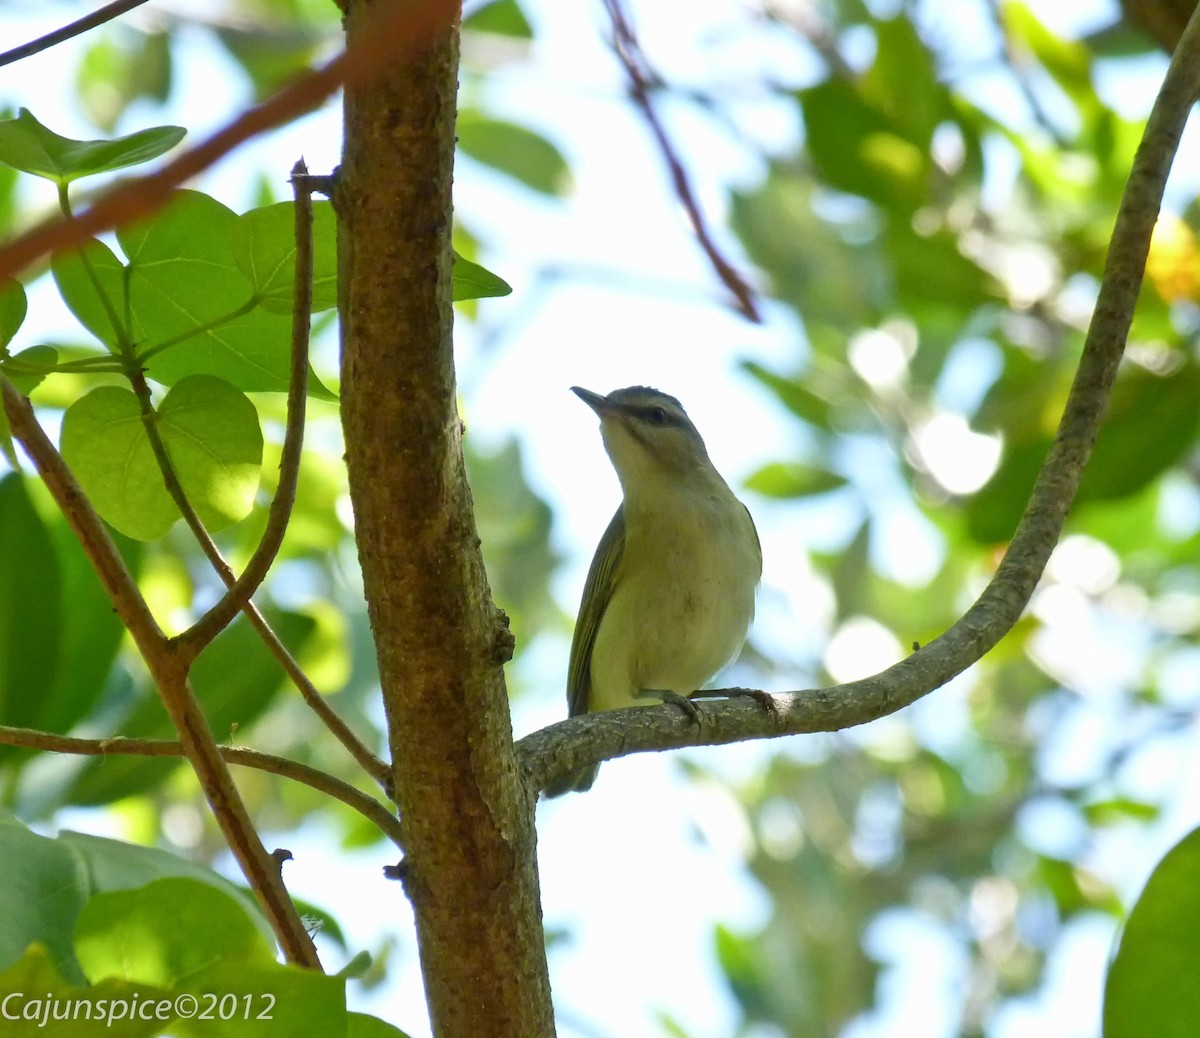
(571, 385, 713, 492)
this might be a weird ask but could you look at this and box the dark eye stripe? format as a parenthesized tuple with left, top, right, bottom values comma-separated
(637, 405, 676, 426)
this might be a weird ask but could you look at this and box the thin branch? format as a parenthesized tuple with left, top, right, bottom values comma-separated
(521, 2, 1200, 797)
(0, 0, 459, 283)
(165, 164, 389, 787)
(0, 0, 153, 69)
(0, 725, 403, 848)
(0, 379, 321, 969)
(176, 160, 314, 661)
(600, 0, 761, 323)
(127, 375, 389, 790)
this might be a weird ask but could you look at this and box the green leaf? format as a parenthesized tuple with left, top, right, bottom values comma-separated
(0, 807, 88, 981)
(744, 461, 847, 498)
(0, 475, 62, 731)
(118, 190, 253, 342)
(0, 109, 184, 185)
(0, 944, 167, 1038)
(1104, 826, 1200, 1037)
(60, 376, 263, 541)
(348, 1013, 418, 1038)
(144, 306, 297, 391)
(0, 346, 57, 465)
(77, 879, 273, 985)
(78, 879, 347, 1037)
(52, 238, 129, 347)
(463, 0, 533, 38)
(452, 252, 512, 301)
(232, 200, 338, 314)
(0, 278, 26, 348)
(3, 345, 58, 395)
(456, 112, 569, 196)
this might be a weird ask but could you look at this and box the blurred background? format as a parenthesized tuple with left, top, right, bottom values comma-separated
(2, 0, 1200, 1035)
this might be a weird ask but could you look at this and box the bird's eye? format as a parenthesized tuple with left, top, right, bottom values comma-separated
(648, 407, 668, 426)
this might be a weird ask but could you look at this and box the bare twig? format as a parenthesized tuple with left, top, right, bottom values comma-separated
(160, 164, 390, 789)
(0, 725, 403, 848)
(0, 379, 321, 969)
(177, 160, 315, 661)
(0, 0, 459, 282)
(522, 1, 1200, 796)
(600, 0, 761, 322)
(0, 0, 153, 68)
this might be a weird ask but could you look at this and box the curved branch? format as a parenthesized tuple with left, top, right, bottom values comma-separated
(0, 725, 403, 848)
(519, 3, 1200, 797)
(176, 160, 314, 662)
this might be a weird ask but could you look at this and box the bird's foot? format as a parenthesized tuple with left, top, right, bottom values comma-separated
(635, 688, 703, 727)
(689, 687, 780, 720)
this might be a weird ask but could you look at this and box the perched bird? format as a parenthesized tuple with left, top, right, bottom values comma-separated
(545, 385, 762, 796)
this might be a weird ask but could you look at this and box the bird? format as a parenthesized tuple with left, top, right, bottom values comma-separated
(544, 385, 762, 796)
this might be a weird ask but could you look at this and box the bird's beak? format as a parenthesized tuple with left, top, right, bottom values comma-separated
(571, 386, 616, 417)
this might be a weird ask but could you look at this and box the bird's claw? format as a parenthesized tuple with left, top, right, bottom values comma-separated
(636, 688, 704, 727)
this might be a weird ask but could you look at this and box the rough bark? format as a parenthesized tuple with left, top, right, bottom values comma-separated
(336, 3, 554, 1036)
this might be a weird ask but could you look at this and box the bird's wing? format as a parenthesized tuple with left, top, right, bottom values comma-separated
(566, 506, 626, 717)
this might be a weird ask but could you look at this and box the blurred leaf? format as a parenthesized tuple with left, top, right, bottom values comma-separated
(457, 112, 569, 196)
(464, 0, 533, 38)
(865, 16, 942, 148)
(1104, 826, 1200, 1037)
(0, 278, 26, 348)
(0, 474, 61, 731)
(65, 609, 315, 805)
(466, 438, 558, 648)
(1079, 362, 1200, 501)
(0, 109, 183, 184)
(34, 523, 138, 737)
(745, 461, 846, 498)
(799, 79, 929, 212)
(1003, 2, 1093, 107)
(77, 29, 172, 133)
(215, 22, 327, 100)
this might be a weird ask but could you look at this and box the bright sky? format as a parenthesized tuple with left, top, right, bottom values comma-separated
(4, 0, 1198, 1036)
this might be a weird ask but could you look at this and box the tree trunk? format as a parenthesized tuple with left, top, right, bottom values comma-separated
(336, 3, 555, 1035)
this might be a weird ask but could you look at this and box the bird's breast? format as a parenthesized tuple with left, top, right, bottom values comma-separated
(588, 493, 760, 712)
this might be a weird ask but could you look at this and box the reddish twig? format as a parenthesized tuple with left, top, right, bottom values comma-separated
(0, 0, 153, 68)
(0, 0, 458, 283)
(601, 0, 761, 322)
